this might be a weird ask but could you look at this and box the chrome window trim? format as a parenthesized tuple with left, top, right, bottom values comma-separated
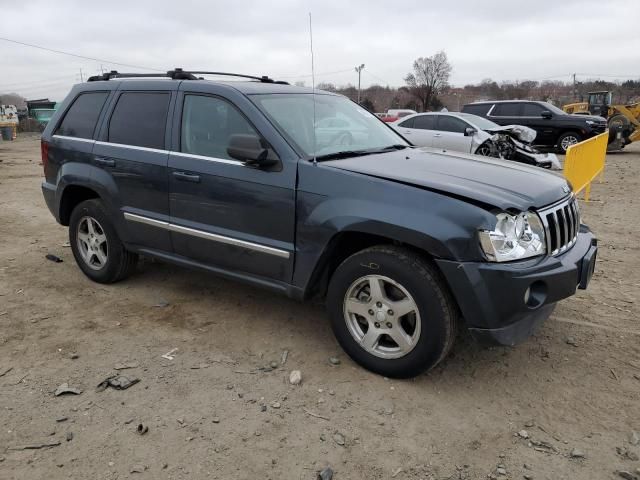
(124, 212, 290, 259)
(171, 151, 243, 166)
(52, 134, 95, 144)
(93, 141, 245, 166)
(95, 141, 167, 155)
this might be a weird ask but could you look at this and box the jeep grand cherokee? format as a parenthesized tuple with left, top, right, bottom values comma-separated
(40, 69, 598, 378)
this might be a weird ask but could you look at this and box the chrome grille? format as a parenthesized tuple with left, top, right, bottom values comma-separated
(539, 196, 580, 255)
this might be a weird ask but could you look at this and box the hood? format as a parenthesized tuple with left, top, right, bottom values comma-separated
(485, 124, 537, 143)
(323, 147, 570, 211)
(562, 113, 607, 123)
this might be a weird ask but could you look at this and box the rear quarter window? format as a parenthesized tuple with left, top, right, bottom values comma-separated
(108, 92, 171, 149)
(55, 92, 109, 139)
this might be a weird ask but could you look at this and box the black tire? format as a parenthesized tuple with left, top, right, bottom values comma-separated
(556, 131, 582, 153)
(69, 199, 138, 283)
(326, 245, 459, 378)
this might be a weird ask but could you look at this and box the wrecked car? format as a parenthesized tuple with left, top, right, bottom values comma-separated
(391, 112, 561, 169)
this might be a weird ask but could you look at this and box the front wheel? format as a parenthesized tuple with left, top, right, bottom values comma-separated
(557, 132, 582, 153)
(326, 246, 459, 378)
(475, 142, 494, 156)
(69, 199, 138, 283)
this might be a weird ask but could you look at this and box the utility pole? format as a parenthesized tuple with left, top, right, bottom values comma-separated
(355, 64, 365, 104)
(572, 73, 576, 98)
(79, 68, 84, 82)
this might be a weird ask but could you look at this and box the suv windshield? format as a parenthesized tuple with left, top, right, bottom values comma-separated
(251, 93, 408, 158)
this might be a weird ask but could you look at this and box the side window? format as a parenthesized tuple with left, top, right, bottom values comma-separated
(55, 92, 109, 139)
(412, 115, 435, 130)
(436, 115, 467, 134)
(398, 118, 414, 128)
(522, 103, 545, 116)
(462, 103, 490, 116)
(181, 94, 259, 160)
(108, 92, 170, 149)
(491, 103, 522, 117)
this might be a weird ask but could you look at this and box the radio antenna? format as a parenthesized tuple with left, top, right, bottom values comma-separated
(309, 12, 317, 165)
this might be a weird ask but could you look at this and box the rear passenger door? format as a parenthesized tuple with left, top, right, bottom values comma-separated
(167, 88, 296, 283)
(396, 114, 436, 147)
(94, 86, 175, 253)
(432, 115, 473, 153)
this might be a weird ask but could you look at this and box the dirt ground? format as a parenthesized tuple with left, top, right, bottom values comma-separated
(0, 133, 639, 480)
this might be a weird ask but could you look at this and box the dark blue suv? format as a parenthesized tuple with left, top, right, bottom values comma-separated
(41, 69, 598, 378)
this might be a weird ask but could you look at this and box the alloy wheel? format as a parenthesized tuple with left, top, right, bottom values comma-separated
(561, 135, 579, 151)
(76, 216, 108, 270)
(343, 274, 421, 359)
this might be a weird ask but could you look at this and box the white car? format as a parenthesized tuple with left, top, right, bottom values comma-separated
(390, 111, 560, 169)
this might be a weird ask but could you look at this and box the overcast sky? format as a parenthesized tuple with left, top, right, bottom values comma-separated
(1, 0, 639, 100)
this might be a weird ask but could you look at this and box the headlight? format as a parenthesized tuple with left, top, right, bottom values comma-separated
(479, 212, 546, 262)
(585, 120, 597, 126)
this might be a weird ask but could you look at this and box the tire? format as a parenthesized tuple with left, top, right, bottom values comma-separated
(326, 245, 459, 378)
(557, 131, 582, 153)
(69, 199, 138, 283)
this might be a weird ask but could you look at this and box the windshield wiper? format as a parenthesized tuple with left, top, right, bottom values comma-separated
(313, 150, 376, 162)
(313, 144, 409, 162)
(370, 144, 409, 152)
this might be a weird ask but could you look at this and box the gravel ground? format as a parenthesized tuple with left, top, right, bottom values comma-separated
(1, 134, 639, 480)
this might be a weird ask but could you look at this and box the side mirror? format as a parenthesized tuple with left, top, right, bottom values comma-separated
(541, 110, 552, 119)
(464, 127, 477, 136)
(227, 134, 281, 171)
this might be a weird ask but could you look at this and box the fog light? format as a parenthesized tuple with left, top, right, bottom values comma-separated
(523, 287, 531, 305)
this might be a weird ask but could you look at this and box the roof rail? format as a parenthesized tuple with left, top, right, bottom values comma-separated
(87, 68, 288, 84)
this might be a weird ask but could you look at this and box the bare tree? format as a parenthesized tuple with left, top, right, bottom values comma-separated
(402, 51, 452, 111)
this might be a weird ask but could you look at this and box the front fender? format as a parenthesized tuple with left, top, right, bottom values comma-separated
(292, 177, 496, 292)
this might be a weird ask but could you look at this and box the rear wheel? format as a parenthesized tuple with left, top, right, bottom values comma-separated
(69, 199, 138, 283)
(557, 131, 581, 153)
(326, 245, 458, 378)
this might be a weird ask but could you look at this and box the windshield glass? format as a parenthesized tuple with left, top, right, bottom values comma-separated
(456, 113, 500, 130)
(251, 93, 408, 157)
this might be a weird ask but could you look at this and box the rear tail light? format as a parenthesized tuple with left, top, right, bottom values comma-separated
(41, 140, 49, 174)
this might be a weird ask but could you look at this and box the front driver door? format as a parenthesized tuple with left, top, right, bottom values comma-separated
(432, 115, 473, 153)
(168, 89, 296, 284)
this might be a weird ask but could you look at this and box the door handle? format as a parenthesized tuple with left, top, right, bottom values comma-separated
(403, 130, 411, 135)
(95, 156, 115, 167)
(433, 134, 442, 137)
(172, 171, 201, 183)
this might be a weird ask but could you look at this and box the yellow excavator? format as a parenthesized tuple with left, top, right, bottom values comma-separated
(563, 91, 640, 150)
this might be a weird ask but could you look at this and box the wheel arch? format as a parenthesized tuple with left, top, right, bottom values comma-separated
(59, 184, 101, 226)
(302, 228, 445, 301)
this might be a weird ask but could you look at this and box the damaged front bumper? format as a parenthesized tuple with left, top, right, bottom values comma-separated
(435, 226, 597, 346)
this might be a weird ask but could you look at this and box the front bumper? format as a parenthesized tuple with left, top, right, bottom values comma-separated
(436, 226, 597, 346)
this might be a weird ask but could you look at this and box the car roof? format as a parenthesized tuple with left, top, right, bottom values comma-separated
(466, 100, 541, 104)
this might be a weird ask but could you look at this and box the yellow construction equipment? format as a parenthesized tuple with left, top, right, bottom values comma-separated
(563, 91, 640, 150)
